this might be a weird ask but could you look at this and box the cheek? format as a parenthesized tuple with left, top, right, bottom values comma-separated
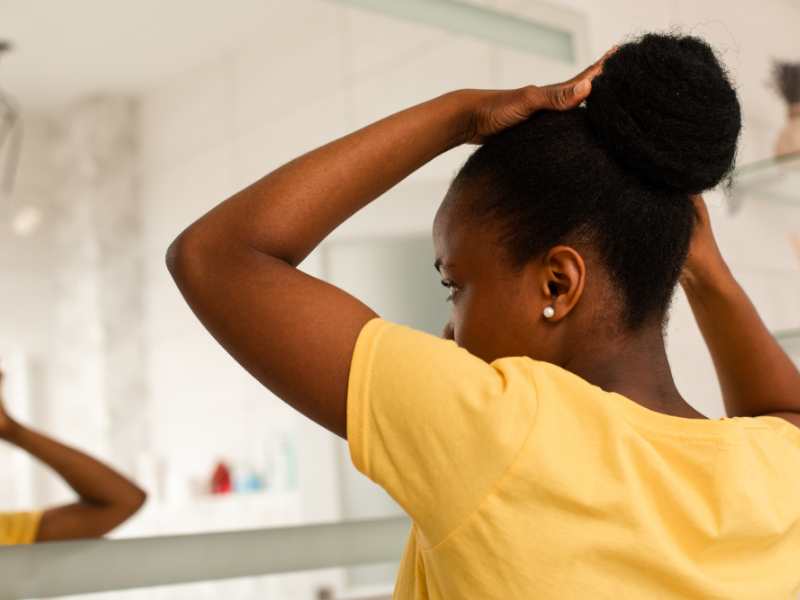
(453, 320, 486, 361)
(449, 292, 475, 348)
(452, 282, 540, 361)
(451, 288, 508, 361)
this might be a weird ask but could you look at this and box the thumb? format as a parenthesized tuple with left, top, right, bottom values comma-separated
(543, 78, 592, 110)
(572, 78, 592, 100)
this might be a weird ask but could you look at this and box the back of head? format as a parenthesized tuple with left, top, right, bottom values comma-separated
(452, 32, 741, 330)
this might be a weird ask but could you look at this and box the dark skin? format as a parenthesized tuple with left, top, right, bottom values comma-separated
(0, 369, 147, 542)
(432, 197, 705, 419)
(168, 46, 799, 440)
(681, 195, 800, 427)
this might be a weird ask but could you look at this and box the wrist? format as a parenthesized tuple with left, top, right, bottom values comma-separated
(0, 417, 22, 442)
(445, 89, 485, 146)
(681, 253, 733, 294)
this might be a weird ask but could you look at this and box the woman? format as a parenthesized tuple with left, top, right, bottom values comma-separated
(0, 370, 146, 544)
(167, 33, 800, 598)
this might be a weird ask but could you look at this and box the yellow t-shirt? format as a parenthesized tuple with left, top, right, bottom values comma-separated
(0, 510, 42, 545)
(347, 318, 800, 600)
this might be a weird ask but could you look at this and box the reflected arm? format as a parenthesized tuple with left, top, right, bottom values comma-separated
(0, 418, 146, 541)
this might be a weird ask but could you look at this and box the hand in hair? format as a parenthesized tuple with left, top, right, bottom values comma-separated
(679, 198, 800, 424)
(681, 194, 725, 285)
(462, 46, 617, 145)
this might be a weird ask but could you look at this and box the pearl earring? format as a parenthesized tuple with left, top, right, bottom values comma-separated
(543, 305, 555, 319)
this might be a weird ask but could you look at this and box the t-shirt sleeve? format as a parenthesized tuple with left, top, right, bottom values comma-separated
(347, 318, 537, 547)
(0, 510, 42, 545)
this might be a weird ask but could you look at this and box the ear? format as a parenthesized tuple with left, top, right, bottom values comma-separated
(538, 245, 586, 321)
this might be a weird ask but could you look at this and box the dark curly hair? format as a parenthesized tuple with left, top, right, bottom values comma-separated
(451, 32, 742, 330)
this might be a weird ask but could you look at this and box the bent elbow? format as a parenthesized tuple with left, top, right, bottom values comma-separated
(166, 227, 206, 288)
(131, 488, 147, 514)
(119, 487, 147, 523)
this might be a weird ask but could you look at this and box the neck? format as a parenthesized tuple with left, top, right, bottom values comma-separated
(564, 324, 703, 418)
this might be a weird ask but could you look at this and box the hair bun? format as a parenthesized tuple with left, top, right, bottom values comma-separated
(585, 33, 741, 194)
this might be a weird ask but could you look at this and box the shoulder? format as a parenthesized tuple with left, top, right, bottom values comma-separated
(755, 412, 800, 443)
(495, 357, 601, 403)
(762, 412, 800, 430)
(489, 356, 609, 426)
(725, 412, 800, 458)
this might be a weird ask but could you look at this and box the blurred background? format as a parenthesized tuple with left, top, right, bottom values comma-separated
(0, 0, 798, 598)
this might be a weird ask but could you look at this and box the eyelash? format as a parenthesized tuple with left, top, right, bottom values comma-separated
(440, 279, 459, 302)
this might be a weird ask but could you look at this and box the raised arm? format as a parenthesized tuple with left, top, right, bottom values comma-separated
(680, 195, 800, 425)
(166, 55, 612, 439)
(0, 372, 147, 541)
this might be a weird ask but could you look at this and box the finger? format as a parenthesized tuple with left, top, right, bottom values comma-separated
(540, 46, 619, 110)
(567, 45, 619, 85)
(688, 194, 711, 226)
(538, 78, 591, 110)
(689, 194, 706, 211)
(689, 193, 708, 212)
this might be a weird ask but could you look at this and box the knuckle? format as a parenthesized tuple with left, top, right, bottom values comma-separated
(553, 86, 571, 109)
(520, 85, 542, 106)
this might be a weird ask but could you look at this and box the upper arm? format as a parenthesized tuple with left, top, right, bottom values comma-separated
(167, 229, 377, 439)
(36, 498, 145, 542)
(763, 411, 800, 431)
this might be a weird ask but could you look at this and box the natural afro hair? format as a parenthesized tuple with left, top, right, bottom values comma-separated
(450, 32, 741, 330)
(586, 33, 741, 193)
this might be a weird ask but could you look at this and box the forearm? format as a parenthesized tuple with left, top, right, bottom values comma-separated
(165, 68, 607, 437)
(1, 419, 145, 509)
(682, 260, 800, 417)
(171, 90, 472, 265)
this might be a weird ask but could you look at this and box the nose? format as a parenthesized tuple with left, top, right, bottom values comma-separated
(441, 321, 455, 340)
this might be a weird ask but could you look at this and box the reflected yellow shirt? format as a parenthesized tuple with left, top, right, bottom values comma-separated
(347, 318, 800, 599)
(0, 511, 41, 545)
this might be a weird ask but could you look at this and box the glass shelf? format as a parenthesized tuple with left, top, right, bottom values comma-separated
(726, 151, 800, 212)
(727, 153, 800, 355)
